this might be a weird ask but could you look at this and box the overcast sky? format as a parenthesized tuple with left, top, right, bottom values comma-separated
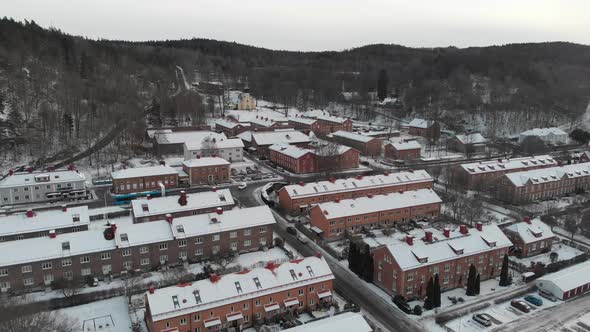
(2, 0, 589, 51)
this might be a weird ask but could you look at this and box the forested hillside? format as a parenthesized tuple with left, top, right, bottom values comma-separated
(1, 18, 589, 166)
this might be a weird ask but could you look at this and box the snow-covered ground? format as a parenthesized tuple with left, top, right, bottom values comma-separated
(55, 296, 143, 332)
(420, 149, 463, 161)
(511, 242, 584, 267)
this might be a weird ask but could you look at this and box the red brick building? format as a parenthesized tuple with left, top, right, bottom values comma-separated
(0, 206, 275, 293)
(214, 119, 250, 137)
(309, 189, 442, 239)
(278, 170, 434, 213)
(182, 157, 230, 186)
(131, 189, 235, 223)
(384, 141, 421, 160)
(112, 166, 179, 194)
(504, 217, 555, 257)
(144, 256, 334, 332)
(454, 155, 557, 190)
(237, 130, 311, 158)
(314, 115, 353, 136)
(372, 223, 512, 298)
(498, 163, 590, 204)
(407, 118, 440, 141)
(0, 206, 89, 242)
(269, 144, 359, 174)
(330, 131, 382, 156)
(288, 117, 321, 134)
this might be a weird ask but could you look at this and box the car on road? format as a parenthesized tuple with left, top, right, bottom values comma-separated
(238, 182, 247, 190)
(360, 160, 370, 166)
(524, 295, 543, 306)
(286, 226, 297, 235)
(538, 289, 557, 302)
(231, 168, 238, 176)
(510, 300, 531, 313)
(392, 295, 412, 314)
(87, 276, 99, 287)
(277, 167, 285, 172)
(472, 313, 492, 327)
(296, 234, 308, 244)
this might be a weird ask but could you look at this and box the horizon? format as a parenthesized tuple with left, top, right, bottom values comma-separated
(2, 0, 589, 52)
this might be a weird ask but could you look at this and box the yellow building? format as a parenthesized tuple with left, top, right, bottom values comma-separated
(238, 92, 256, 110)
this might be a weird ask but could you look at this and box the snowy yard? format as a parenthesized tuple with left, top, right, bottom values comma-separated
(420, 149, 463, 161)
(511, 242, 584, 267)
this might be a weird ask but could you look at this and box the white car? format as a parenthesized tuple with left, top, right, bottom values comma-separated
(238, 182, 247, 190)
(296, 234, 308, 244)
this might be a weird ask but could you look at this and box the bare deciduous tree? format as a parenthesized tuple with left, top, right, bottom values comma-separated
(0, 300, 75, 332)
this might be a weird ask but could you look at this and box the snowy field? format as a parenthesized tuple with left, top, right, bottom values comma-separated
(511, 242, 584, 266)
(55, 296, 143, 332)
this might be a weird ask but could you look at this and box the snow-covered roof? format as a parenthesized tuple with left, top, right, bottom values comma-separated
(387, 140, 422, 150)
(236, 131, 253, 143)
(251, 130, 311, 146)
(154, 131, 227, 145)
(331, 130, 375, 143)
(115, 220, 174, 248)
(146, 129, 172, 139)
(111, 166, 179, 180)
(288, 117, 317, 125)
(0, 229, 116, 266)
(520, 127, 567, 137)
(315, 189, 441, 219)
(315, 115, 350, 124)
(0, 170, 86, 188)
(146, 256, 334, 321)
(214, 119, 249, 129)
(460, 155, 556, 174)
(182, 157, 231, 168)
(249, 117, 282, 127)
(184, 137, 244, 151)
(282, 170, 432, 199)
(408, 118, 431, 129)
(131, 189, 234, 219)
(269, 144, 313, 159)
(0, 206, 89, 237)
(455, 133, 487, 145)
(505, 218, 555, 244)
(287, 312, 371, 332)
(504, 163, 590, 187)
(537, 260, 590, 292)
(171, 206, 275, 239)
(302, 109, 329, 118)
(382, 224, 512, 271)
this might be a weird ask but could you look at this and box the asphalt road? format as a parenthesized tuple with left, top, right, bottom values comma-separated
(242, 185, 424, 332)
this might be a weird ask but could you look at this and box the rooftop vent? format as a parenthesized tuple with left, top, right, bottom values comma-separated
(459, 225, 468, 235)
(165, 214, 173, 224)
(49, 230, 57, 239)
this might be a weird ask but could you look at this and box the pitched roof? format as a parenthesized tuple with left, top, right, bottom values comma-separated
(331, 130, 375, 143)
(184, 136, 244, 151)
(315, 189, 441, 219)
(315, 115, 349, 124)
(288, 117, 318, 125)
(455, 133, 487, 145)
(214, 119, 249, 129)
(0, 206, 90, 237)
(251, 130, 311, 146)
(536, 260, 590, 292)
(131, 189, 234, 219)
(387, 140, 422, 150)
(408, 118, 432, 129)
(146, 256, 334, 321)
(182, 157, 231, 168)
(0, 170, 86, 188)
(269, 144, 314, 159)
(504, 163, 590, 187)
(520, 127, 567, 137)
(282, 171, 432, 199)
(155, 131, 227, 145)
(460, 155, 556, 174)
(505, 218, 555, 244)
(111, 165, 179, 180)
(287, 313, 371, 332)
(382, 224, 512, 271)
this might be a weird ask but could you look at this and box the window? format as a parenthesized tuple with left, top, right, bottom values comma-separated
(24, 278, 34, 286)
(406, 273, 413, 282)
(179, 251, 187, 259)
(22, 265, 32, 273)
(123, 261, 133, 270)
(160, 255, 168, 263)
(244, 315, 249, 322)
(0, 281, 10, 289)
(212, 245, 220, 254)
(101, 252, 112, 260)
(299, 289, 304, 296)
(194, 314, 200, 321)
(195, 237, 203, 244)
(44, 274, 54, 283)
(243, 303, 249, 309)
(444, 264, 450, 272)
(193, 290, 202, 304)
(102, 265, 112, 274)
(81, 268, 91, 276)
(244, 240, 251, 247)
(230, 242, 238, 251)
(195, 248, 203, 256)
(444, 276, 450, 284)
(212, 234, 220, 241)
(141, 258, 150, 266)
(180, 318, 187, 325)
(259, 226, 267, 233)
(80, 256, 90, 264)
(260, 237, 267, 246)
(309, 286, 315, 293)
(122, 248, 131, 257)
(0, 269, 7, 277)
(244, 229, 252, 236)
(62, 259, 72, 267)
(178, 240, 187, 247)
(406, 286, 413, 294)
(255, 299, 261, 307)
(309, 298, 315, 305)
(235, 282, 243, 294)
(140, 246, 149, 254)
(159, 243, 168, 250)
(253, 277, 262, 290)
(64, 271, 73, 280)
(42, 262, 52, 270)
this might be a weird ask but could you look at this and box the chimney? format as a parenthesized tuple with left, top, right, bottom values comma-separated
(459, 225, 468, 235)
(335, 198, 340, 203)
(212, 186, 217, 192)
(523, 216, 531, 224)
(197, 155, 201, 159)
(383, 172, 390, 176)
(210, 273, 221, 283)
(367, 194, 374, 198)
(68, 164, 75, 171)
(147, 194, 152, 200)
(48, 166, 55, 172)
(216, 207, 223, 215)
(178, 191, 187, 206)
(315, 252, 322, 258)
(149, 286, 155, 294)
(425, 231, 433, 243)
(211, 217, 218, 223)
(476, 222, 483, 231)
(399, 190, 404, 194)
(356, 175, 363, 180)
(9, 169, 14, 176)
(406, 235, 414, 246)
(62, 205, 67, 212)
(27, 167, 33, 174)
(443, 228, 450, 238)
(329, 178, 336, 183)
(26, 210, 34, 218)
(110, 223, 117, 232)
(49, 230, 56, 239)
(299, 181, 305, 186)
(165, 214, 173, 224)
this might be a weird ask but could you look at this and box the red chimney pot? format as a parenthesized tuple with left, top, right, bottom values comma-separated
(165, 214, 173, 223)
(62, 205, 67, 212)
(147, 194, 152, 200)
(406, 235, 414, 246)
(216, 207, 223, 215)
(68, 164, 74, 171)
(443, 228, 450, 238)
(459, 225, 468, 235)
(425, 231, 433, 243)
(299, 181, 305, 186)
(9, 169, 14, 176)
(523, 216, 531, 224)
(26, 210, 34, 218)
(49, 230, 56, 239)
(149, 286, 155, 294)
(212, 186, 217, 192)
(27, 167, 33, 174)
(476, 222, 483, 231)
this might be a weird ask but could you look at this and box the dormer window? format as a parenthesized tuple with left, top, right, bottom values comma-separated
(235, 282, 243, 294)
(193, 290, 202, 304)
(176, 225, 185, 233)
(290, 269, 298, 280)
(306, 266, 315, 276)
(120, 233, 128, 242)
(62, 241, 70, 250)
(172, 295, 180, 309)
(253, 277, 262, 289)
(141, 204, 149, 212)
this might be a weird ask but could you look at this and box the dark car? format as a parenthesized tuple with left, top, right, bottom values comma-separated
(286, 227, 297, 235)
(511, 300, 530, 313)
(472, 313, 492, 327)
(360, 160, 370, 166)
(524, 295, 543, 306)
(392, 295, 412, 314)
(538, 289, 557, 302)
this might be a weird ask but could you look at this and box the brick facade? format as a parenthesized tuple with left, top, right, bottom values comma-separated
(182, 159, 230, 186)
(384, 143, 421, 160)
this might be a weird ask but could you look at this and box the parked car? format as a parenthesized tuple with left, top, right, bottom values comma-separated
(524, 295, 543, 306)
(238, 182, 247, 190)
(360, 160, 370, 166)
(392, 295, 412, 314)
(538, 289, 558, 302)
(277, 167, 285, 172)
(286, 227, 297, 235)
(87, 276, 99, 287)
(472, 313, 492, 327)
(231, 169, 238, 176)
(296, 234, 308, 244)
(510, 300, 530, 313)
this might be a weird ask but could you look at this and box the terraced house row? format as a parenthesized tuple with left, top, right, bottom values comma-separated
(0, 206, 275, 293)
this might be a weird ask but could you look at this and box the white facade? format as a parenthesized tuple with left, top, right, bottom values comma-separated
(0, 170, 87, 206)
(183, 138, 244, 162)
(519, 128, 568, 145)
